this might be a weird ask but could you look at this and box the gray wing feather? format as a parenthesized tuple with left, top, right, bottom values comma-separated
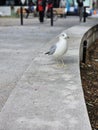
(49, 44, 56, 55)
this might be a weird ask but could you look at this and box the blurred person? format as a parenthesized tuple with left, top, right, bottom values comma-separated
(36, 0, 46, 23)
(77, 0, 83, 22)
(92, 1, 95, 10)
(46, 0, 53, 18)
(25, 1, 35, 18)
(59, 0, 66, 8)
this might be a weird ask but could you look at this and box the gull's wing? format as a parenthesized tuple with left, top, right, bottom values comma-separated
(45, 44, 57, 55)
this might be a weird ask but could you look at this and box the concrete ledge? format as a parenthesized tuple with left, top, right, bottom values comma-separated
(80, 24, 98, 61)
(1, 22, 98, 129)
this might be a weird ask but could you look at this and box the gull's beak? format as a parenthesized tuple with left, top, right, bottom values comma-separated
(67, 36, 69, 39)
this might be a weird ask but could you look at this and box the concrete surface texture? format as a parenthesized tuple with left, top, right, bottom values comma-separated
(0, 16, 80, 111)
(0, 16, 96, 130)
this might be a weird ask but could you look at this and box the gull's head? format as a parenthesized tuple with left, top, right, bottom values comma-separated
(59, 33, 69, 39)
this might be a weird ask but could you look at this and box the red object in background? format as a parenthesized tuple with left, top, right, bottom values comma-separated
(47, 3, 53, 10)
(38, 0, 44, 11)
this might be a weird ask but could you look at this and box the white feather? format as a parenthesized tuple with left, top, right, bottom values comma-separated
(45, 32, 69, 58)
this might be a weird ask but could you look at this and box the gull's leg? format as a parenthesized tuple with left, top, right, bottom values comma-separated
(61, 57, 64, 66)
(61, 57, 64, 67)
(61, 57, 66, 68)
(52, 56, 66, 68)
(56, 58, 61, 67)
(55, 57, 66, 68)
(53, 57, 61, 68)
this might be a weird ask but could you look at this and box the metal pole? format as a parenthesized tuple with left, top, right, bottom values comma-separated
(20, 5, 23, 25)
(50, 6, 53, 26)
(82, 40, 87, 63)
(83, 7, 86, 22)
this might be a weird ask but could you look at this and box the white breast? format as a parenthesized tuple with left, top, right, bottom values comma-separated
(53, 39, 68, 57)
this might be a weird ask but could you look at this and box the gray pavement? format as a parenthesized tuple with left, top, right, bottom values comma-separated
(0, 16, 80, 111)
(0, 16, 95, 130)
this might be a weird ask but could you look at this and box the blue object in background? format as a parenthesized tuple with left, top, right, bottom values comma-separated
(90, 9, 93, 15)
(66, 0, 70, 12)
(74, 5, 78, 13)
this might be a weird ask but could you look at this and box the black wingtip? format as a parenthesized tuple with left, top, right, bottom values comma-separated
(45, 52, 49, 55)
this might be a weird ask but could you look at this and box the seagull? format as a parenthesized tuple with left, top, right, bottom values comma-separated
(45, 32, 69, 65)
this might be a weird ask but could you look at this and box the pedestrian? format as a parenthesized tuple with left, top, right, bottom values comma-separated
(77, 0, 83, 22)
(25, 1, 34, 18)
(46, 0, 53, 18)
(92, 1, 95, 10)
(59, 0, 66, 8)
(36, 0, 46, 23)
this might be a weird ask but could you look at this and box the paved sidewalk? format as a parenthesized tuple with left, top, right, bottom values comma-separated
(0, 16, 80, 111)
(0, 16, 96, 130)
(0, 16, 80, 26)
